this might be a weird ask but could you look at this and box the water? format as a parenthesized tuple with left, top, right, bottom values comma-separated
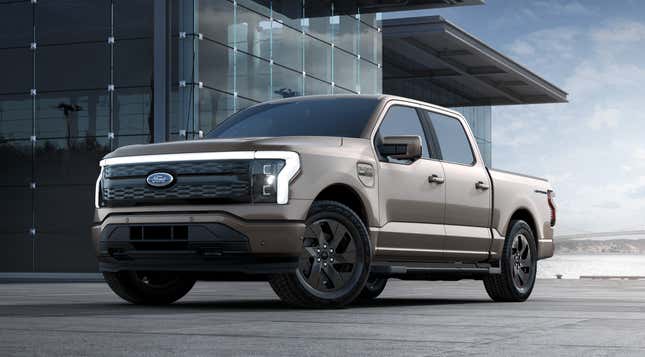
(538, 254, 645, 279)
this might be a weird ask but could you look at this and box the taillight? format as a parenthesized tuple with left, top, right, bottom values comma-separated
(547, 190, 556, 227)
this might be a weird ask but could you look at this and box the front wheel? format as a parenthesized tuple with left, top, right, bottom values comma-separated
(270, 201, 372, 308)
(103, 271, 196, 305)
(483, 220, 537, 302)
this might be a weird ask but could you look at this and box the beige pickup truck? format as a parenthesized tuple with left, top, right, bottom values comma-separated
(93, 95, 556, 307)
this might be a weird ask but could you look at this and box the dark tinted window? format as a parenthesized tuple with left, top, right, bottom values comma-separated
(375, 105, 430, 162)
(426, 111, 474, 165)
(207, 98, 379, 139)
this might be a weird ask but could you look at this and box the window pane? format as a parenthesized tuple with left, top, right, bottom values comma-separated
(0, 140, 32, 186)
(36, 90, 109, 139)
(0, 48, 32, 95)
(114, 87, 152, 136)
(333, 48, 357, 91)
(37, 0, 109, 45)
(199, 88, 235, 134)
(34, 137, 109, 185)
(37, 43, 108, 92)
(235, 3, 271, 60)
(427, 112, 475, 165)
(115, 38, 153, 88)
(304, 12, 331, 43)
(236, 51, 270, 102)
(199, 40, 234, 94)
(305, 34, 330, 81)
(0, 2, 32, 49)
(376, 105, 430, 161)
(272, 65, 302, 99)
(114, 0, 153, 39)
(208, 97, 379, 138)
(35, 185, 94, 234)
(0, 95, 32, 140)
(272, 21, 302, 70)
(199, 0, 234, 45)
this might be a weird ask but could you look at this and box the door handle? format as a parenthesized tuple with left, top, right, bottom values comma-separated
(428, 174, 445, 184)
(475, 181, 490, 190)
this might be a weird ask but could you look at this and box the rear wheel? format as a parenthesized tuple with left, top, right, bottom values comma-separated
(270, 201, 371, 308)
(103, 271, 196, 305)
(483, 220, 537, 302)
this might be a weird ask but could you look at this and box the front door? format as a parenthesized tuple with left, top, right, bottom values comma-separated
(374, 105, 446, 261)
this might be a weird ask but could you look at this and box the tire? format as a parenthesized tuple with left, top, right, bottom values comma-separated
(483, 220, 537, 302)
(357, 275, 388, 301)
(270, 200, 372, 308)
(103, 271, 196, 305)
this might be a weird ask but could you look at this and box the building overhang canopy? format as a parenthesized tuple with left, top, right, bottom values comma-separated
(252, 0, 483, 18)
(382, 16, 568, 107)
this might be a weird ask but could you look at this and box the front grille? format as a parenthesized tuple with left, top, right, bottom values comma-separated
(100, 160, 252, 207)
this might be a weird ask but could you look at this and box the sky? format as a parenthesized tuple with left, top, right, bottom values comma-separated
(385, 0, 645, 235)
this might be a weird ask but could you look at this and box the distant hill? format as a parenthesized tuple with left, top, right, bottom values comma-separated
(556, 239, 645, 254)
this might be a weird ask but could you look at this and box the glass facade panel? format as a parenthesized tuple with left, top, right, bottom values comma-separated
(236, 2, 271, 60)
(198, 0, 234, 45)
(333, 48, 357, 92)
(271, 21, 302, 70)
(272, 65, 303, 99)
(360, 59, 378, 95)
(451, 106, 492, 166)
(37, 0, 109, 45)
(114, 0, 154, 39)
(360, 21, 380, 64)
(332, 16, 357, 53)
(199, 40, 235, 93)
(0, 95, 32, 140)
(0, 48, 32, 95)
(114, 39, 153, 88)
(305, 76, 331, 96)
(34, 138, 109, 185)
(114, 87, 152, 137)
(37, 43, 108, 92)
(199, 88, 236, 134)
(36, 90, 109, 139)
(305, 35, 331, 82)
(0, 2, 32, 49)
(0, 140, 32, 186)
(0, 188, 32, 237)
(236, 51, 271, 102)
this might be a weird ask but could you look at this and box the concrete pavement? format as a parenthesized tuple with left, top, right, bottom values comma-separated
(1, 279, 645, 356)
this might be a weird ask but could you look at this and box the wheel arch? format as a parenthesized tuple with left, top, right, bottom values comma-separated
(508, 208, 539, 248)
(311, 183, 370, 228)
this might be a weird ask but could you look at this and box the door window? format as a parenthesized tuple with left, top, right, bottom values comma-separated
(425, 112, 475, 165)
(375, 105, 430, 163)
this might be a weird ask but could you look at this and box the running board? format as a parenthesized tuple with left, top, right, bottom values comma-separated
(371, 262, 501, 276)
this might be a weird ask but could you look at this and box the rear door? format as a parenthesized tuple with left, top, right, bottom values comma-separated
(421, 109, 492, 262)
(374, 104, 446, 261)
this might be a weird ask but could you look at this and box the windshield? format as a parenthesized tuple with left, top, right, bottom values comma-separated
(207, 97, 380, 139)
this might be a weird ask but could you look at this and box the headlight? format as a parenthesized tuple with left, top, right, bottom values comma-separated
(251, 159, 286, 203)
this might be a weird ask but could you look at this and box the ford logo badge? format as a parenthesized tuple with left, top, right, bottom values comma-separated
(146, 172, 174, 188)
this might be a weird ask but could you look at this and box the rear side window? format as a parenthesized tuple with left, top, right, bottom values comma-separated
(425, 111, 475, 165)
(375, 105, 430, 162)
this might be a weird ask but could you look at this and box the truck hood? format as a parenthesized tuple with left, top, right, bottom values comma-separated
(104, 136, 343, 159)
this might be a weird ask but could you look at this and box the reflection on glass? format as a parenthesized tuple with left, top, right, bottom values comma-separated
(199, 0, 234, 44)
(0, 140, 32, 186)
(0, 2, 32, 49)
(114, 87, 152, 137)
(36, 90, 109, 139)
(272, 20, 302, 70)
(305, 76, 331, 96)
(332, 15, 357, 53)
(199, 88, 235, 134)
(114, 0, 153, 39)
(235, 3, 271, 60)
(37, 0, 108, 45)
(272, 65, 302, 100)
(115, 38, 153, 88)
(34, 137, 109, 185)
(236, 52, 271, 102)
(199, 40, 235, 93)
(0, 95, 32, 140)
(360, 60, 378, 94)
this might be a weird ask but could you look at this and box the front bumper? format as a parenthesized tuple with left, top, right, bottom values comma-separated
(92, 212, 306, 274)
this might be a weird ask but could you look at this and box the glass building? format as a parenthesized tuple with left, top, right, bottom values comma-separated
(0, 0, 565, 273)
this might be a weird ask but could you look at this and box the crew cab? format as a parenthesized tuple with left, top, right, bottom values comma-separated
(93, 95, 556, 307)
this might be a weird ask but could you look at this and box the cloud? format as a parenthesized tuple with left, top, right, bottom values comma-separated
(533, 0, 595, 16)
(592, 20, 645, 43)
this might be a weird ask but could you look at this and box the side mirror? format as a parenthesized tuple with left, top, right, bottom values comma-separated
(378, 135, 423, 161)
